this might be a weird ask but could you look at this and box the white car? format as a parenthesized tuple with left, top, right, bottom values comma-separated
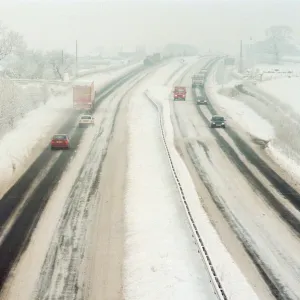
(78, 114, 94, 127)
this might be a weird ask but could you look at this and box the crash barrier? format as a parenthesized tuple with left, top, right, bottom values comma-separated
(144, 91, 228, 300)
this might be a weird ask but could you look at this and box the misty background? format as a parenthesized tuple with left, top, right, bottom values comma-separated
(0, 0, 300, 55)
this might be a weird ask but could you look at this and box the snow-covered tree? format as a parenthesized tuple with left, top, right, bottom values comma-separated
(47, 50, 75, 80)
(0, 79, 20, 129)
(4, 50, 47, 79)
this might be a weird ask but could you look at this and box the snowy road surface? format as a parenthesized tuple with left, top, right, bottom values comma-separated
(0, 58, 238, 300)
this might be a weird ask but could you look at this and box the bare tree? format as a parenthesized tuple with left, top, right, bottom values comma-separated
(47, 50, 74, 80)
(265, 25, 293, 63)
(0, 22, 26, 61)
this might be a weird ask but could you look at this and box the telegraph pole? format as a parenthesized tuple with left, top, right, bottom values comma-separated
(75, 40, 78, 78)
(61, 50, 64, 81)
(239, 40, 243, 73)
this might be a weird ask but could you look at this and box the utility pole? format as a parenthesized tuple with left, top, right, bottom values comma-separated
(75, 40, 78, 78)
(61, 50, 64, 81)
(239, 40, 243, 73)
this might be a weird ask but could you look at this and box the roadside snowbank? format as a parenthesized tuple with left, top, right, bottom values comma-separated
(145, 84, 260, 300)
(267, 141, 300, 181)
(206, 65, 275, 141)
(0, 63, 142, 199)
(217, 61, 300, 198)
(124, 61, 218, 300)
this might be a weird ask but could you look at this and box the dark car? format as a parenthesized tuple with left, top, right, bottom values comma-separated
(210, 115, 226, 128)
(51, 134, 70, 150)
(196, 95, 207, 105)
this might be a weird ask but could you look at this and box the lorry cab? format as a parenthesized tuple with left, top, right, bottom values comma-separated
(73, 81, 95, 112)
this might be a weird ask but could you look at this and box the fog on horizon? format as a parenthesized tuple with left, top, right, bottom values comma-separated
(0, 0, 299, 55)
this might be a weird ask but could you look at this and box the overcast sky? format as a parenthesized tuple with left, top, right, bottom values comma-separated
(0, 0, 299, 55)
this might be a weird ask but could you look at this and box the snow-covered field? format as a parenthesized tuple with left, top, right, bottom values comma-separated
(231, 62, 300, 82)
(0, 62, 142, 199)
(257, 77, 300, 115)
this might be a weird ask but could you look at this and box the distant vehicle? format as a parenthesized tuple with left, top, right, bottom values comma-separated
(73, 81, 95, 112)
(51, 134, 70, 150)
(196, 95, 207, 105)
(210, 115, 226, 128)
(199, 68, 208, 75)
(78, 114, 94, 127)
(173, 86, 186, 100)
(192, 74, 205, 87)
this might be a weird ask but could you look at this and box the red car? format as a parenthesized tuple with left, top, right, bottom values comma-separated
(51, 134, 70, 150)
(173, 86, 186, 100)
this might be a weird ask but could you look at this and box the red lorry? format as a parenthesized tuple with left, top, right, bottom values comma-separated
(73, 81, 95, 112)
(173, 86, 186, 100)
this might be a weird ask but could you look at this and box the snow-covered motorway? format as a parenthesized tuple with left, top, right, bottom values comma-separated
(169, 59, 300, 300)
(0, 57, 249, 300)
(3, 55, 300, 300)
